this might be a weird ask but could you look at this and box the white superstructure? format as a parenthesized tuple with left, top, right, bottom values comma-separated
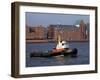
(56, 35, 69, 49)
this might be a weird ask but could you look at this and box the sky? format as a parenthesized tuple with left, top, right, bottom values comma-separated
(26, 12, 89, 27)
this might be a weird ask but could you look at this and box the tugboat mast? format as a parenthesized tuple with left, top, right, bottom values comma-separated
(58, 34, 61, 44)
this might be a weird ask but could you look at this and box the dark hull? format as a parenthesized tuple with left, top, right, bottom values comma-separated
(30, 48, 78, 57)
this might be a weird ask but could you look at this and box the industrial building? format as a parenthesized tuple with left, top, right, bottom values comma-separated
(47, 20, 89, 41)
(26, 20, 89, 41)
(26, 25, 46, 40)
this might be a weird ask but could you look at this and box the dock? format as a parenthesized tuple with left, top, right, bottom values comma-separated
(26, 39, 89, 43)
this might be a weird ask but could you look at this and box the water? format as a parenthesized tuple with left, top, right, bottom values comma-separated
(26, 42, 89, 67)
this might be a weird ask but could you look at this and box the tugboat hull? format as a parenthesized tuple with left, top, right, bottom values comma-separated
(30, 48, 78, 57)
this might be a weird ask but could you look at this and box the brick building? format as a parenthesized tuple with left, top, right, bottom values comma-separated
(26, 20, 89, 41)
(26, 25, 46, 39)
(47, 20, 88, 41)
(79, 20, 87, 40)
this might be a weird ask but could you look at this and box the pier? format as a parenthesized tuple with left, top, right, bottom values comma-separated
(26, 39, 89, 43)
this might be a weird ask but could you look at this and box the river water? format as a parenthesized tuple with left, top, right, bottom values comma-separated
(26, 42, 89, 67)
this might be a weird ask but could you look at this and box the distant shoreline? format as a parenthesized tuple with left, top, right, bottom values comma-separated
(26, 39, 89, 43)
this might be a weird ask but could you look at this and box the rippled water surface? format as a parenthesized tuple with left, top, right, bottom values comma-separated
(26, 42, 89, 67)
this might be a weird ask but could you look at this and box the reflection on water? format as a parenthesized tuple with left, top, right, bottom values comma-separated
(26, 42, 89, 67)
(54, 56, 66, 64)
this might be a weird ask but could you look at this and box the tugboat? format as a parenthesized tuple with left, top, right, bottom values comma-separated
(30, 34, 78, 57)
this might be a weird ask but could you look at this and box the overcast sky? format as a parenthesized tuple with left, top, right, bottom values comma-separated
(26, 12, 89, 27)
